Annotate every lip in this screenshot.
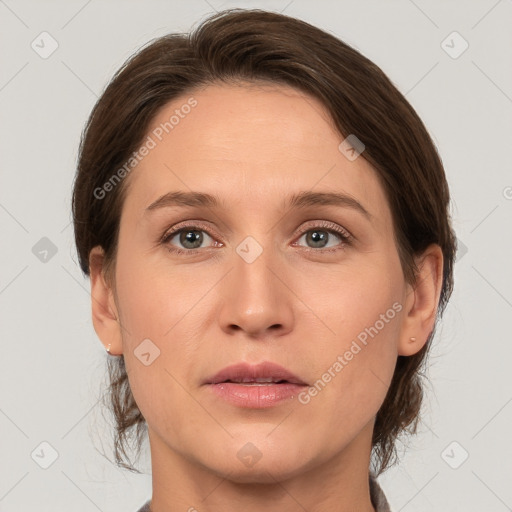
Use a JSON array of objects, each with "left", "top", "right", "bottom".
[
  {"left": 204, "top": 361, "right": 307, "bottom": 386},
  {"left": 203, "top": 361, "right": 308, "bottom": 409}
]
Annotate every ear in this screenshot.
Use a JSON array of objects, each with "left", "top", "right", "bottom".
[
  {"left": 89, "top": 246, "right": 123, "bottom": 355},
  {"left": 398, "top": 244, "right": 444, "bottom": 356}
]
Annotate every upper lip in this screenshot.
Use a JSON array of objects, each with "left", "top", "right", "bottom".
[{"left": 204, "top": 361, "right": 307, "bottom": 385}]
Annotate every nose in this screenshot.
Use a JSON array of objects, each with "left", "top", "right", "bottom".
[{"left": 217, "top": 243, "right": 295, "bottom": 340}]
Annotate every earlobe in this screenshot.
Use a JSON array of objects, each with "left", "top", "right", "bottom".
[
  {"left": 89, "top": 246, "right": 123, "bottom": 355},
  {"left": 398, "top": 244, "right": 444, "bottom": 356}
]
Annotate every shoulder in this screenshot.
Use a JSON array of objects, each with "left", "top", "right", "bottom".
[
  {"left": 135, "top": 500, "right": 151, "bottom": 512},
  {"left": 369, "top": 473, "right": 392, "bottom": 512}
]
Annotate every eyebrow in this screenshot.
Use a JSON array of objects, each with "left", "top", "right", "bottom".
[{"left": 145, "top": 190, "right": 372, "bottom": 221}]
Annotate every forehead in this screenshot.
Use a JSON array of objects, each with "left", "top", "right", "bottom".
[
  {"left": 146, "top": 82, "right": 341, "bottom": 167},
  {"left": 121, "top": 83, "right": 390, "bottom": 225}
]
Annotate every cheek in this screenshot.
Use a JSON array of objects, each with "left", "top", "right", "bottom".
[
  {"left": 295, "top": 257, "right": 403, "bottom": 418},
  {"left": 112, "top": 249, "right": 204, "bottom": 429},
  {"left": 299, "top": 253, "right": 403, "bottom": 350},
  {"left": 114, "top": 248, "right": 186, "bottom": 341}
]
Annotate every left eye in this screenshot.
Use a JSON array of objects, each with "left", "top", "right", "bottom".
[{"left": 295, "top": 229, "right": 345, "bottom": 250}]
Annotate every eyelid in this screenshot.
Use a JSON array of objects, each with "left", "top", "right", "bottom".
[
  {"left": 297, "top": 219, "right": 352, "bottom": 240},
  {"left": 160, "top": 220, "right": 221, "bottom": 244}
]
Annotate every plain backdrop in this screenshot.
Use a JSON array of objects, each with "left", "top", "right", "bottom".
[{"left": 1, "top": 1, "right": 511, "bottom": 511}]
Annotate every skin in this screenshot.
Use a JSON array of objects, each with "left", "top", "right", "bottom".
[{"left": 89, "top": 83, "right": 443, "bottom": 512}]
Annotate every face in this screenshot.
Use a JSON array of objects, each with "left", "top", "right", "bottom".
[{"left": 106, "top": 83, "right": 412, "bottom": 482}]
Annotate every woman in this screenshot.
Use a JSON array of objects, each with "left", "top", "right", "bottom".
[{"left": 72, "top": 8, "right": 456, "bottom": 511}]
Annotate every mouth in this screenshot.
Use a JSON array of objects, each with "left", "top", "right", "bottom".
[
  {"left": 204, "top": 361, "right": 308, "bottom": 386},
  {"left": 220, "top": 378, "right": 294, "bottom": 385},
  {"left": 203, "top": 361, "right": 308, "bottom": 408}
]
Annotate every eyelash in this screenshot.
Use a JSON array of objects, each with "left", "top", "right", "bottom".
[{"left": 160, "top": 220, "right": 353, "bottom": 256}]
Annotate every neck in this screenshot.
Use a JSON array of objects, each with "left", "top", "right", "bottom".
[{"left": 147, "top": 420, "right": 377, "bottom": 512}]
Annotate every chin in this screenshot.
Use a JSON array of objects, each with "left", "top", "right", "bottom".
[
  {"left": 209, "top": 458, "right": 307, "bottom": 485},
  {"left": 198, "top": 436, "right": 314, "bottom": 484}
]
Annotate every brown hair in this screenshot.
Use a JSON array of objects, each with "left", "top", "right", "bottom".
[{"left": 72, "top": 8, "right": 456, "bottom": 475}]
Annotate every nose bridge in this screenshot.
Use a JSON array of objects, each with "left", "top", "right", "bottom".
[{"left": 218, "top": 233, "right": 294, "bottom": 337}]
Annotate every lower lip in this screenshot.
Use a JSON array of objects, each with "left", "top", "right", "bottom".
[{"left": 206, "top": 382, "right": 307, "bottom": 408}]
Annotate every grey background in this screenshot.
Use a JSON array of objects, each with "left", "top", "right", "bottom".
[{"left": 1, "top": 0, "right": 511, "bottom": 511}]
